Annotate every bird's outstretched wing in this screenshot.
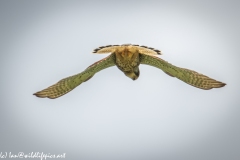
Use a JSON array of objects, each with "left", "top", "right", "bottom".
[
  {"left": 33, "top": 54, "right": 116, "bottom": 99},
  {"left": 140, "top": 54, "right": 226, "bottom": 90}
]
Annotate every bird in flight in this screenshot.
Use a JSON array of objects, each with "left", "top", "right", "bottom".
[{"left": 33, "top": 44, "right": 226, "bottom": 99}]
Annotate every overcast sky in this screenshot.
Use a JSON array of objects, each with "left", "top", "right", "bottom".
[{"left": 0, "top": 0, "right": 240, "bottom": 160}]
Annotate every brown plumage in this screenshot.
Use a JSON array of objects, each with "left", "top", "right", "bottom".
[
  {"left": 33, "top": 44, "right": 226, "bottom": 99},
  {"left": 139, "top": 54, "right": 226, "bottom": 89}
]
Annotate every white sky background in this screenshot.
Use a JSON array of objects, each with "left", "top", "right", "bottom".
[{"left": 0, "top": 0, "right": 239, "bottom": 160}]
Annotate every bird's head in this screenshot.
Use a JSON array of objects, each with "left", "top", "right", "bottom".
[{"left": 124, "top": 67, "right": 140, "bottom": 80}]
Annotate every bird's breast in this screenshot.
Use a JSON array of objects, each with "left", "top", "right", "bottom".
[{"left": 114, "top": 51, "right": 140, "bottom": 72}]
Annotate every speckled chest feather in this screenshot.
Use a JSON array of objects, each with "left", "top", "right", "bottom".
[{"left": 114, "top": 49, "right": 140, "bottom": 72}]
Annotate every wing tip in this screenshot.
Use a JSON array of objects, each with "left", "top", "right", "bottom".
[
  {"left": 33, "top": 91, "right": 46, "bottom": 98},
  {"left": 33, "top": 92, "right": 58, "bottom": 99},
  {"left": 217, "top": 82, "right": 226, "bottom": 88},
  {"left": 202, "top": 81, "right": 226, "bottom": 90}
]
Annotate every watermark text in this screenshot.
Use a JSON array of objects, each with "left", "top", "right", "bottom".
[{"left": 0, "top": 152, "right": 66, "bottom": 160}]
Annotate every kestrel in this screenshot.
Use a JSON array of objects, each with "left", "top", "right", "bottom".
[{"left": 33, "top": 44, "right": 226, "bottom": 99}]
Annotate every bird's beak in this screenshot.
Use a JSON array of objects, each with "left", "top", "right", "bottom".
[{"left": 124, "top": 72, "right": 139, "bottom": 80}]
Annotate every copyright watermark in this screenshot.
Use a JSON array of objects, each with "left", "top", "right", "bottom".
[{"left": 0, "top": 152, "right": 66, "bottom": 160}]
